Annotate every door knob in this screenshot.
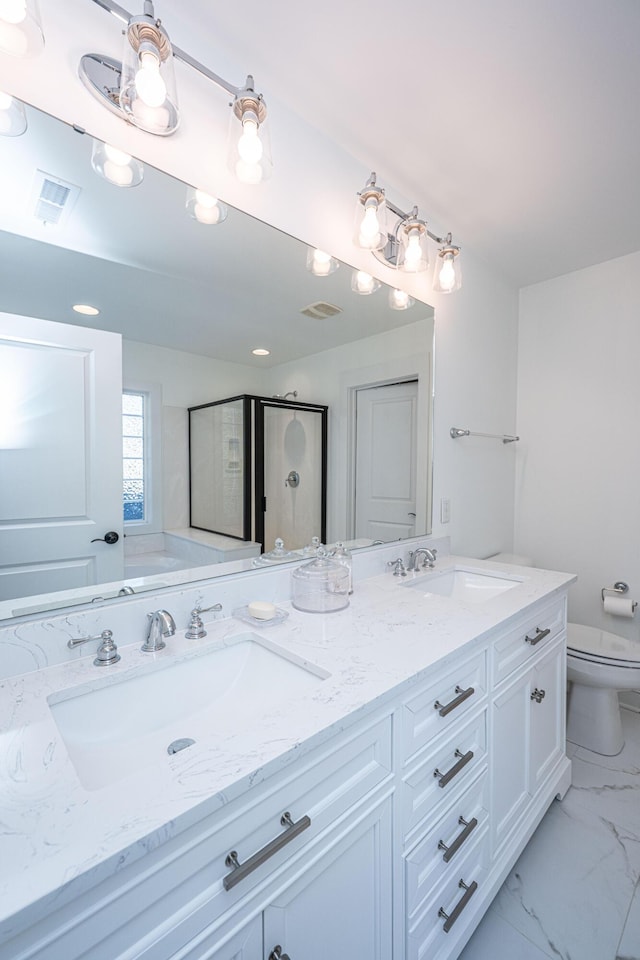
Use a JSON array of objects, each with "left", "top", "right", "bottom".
[
  {"left": 268, "top": 948, "right": 291, "bottom": 960},
  {"left": 91, "top": 531, "right": 120, "bottom": 544},
  {"left": 285, "top": 470, "right": 300, "bottom": 488}
]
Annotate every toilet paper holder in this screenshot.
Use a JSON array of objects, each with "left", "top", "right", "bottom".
[{"left": 601, "top": 581, "right": 630, "bottom": 602}]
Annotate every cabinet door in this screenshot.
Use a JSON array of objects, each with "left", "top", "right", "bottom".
[
  {"left": 263, "top": 795, "right": 393, "bottom": 960},
  {"left": 529, "top": 640, "right": 565, "bottom": 794},
  {"left": 491, "top": 672, "right": 530, "bottom": 857}
]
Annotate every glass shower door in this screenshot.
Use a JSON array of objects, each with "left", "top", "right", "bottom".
[{"left": 259, "top": 402, "right": 326, "bottom": 551}]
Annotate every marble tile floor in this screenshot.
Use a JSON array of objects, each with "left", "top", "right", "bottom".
[{"left": 460, "top": 708, "right": 640, "bottom": 960}]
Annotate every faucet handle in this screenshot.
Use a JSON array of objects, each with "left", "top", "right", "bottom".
[
  {"left": 67, "top": 629, "right": 120, "bottom": 667},
  {"left": 387, "top": 558, "right": 407, "bottom": 577},
  {"left": 185, "top": 603, "right": 223, "bottom": 640}
]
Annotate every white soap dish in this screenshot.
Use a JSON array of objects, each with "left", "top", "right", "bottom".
[{"left": 232, "top": 606, "right": 289, "bottom": 628}]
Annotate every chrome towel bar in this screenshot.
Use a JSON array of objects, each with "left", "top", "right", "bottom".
[{"left": 450, "top": 427, "right": 519, "bottom": 443}]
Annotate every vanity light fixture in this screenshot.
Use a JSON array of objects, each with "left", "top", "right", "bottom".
[
  {"left": 0, "top": 0, "right": 44, "bottom": 58},
  {"left": 432, "top": 233, "right": 462, "bottom": 293},
  {"left": 186, "top": 187, "right": 228, "bottom": 225},
  {"left": 351, "top": 269, "right": 381, "bottom": 296},
  {"left": 91, "top": 138, "right": 144, "bottom": 186},
  {"left": 0, "top": 91, "right": 26, "bottom": 135},
  {"left": 72, "top": 303, "right": 100, "bottom": 316},
  {"left": 80, "top": 1, "right": 272, "bottom": 182},
  {"left": 354, "top": 171, "right": 462, "bottom": 292},
  {"left": 306, "top": 247, "right": 340, "bottom": 277},
  {"left": 388, "top": 288, "right": 415, "bottom": 311}
]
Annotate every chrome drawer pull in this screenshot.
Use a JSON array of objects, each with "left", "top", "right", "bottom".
[
  {"left": 525, "top": 626, "right": 551, "bottom": 646},
  {"left": 434, "top": 685, "right": 475, "bottom": 717},
  {"left": 223, "top": 811, "right": 311, "bottom": 891},
  {"left": 438, "top": 879, "right": 478, "bottom": 933},
  {"left": 434, "top": 749, "right": 474, "bottom": 788},
  {"left": 531, "top": 687, "right": 546, "bottom": 703},
  {"left": 438, "top": 816, "right": 479, "bottom": 863}
]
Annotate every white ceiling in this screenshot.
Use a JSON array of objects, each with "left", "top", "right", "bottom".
[
  {"left": 164, "top": 0, "right": 640, "bottom": 288},
  {"left": 2, "top": 0, "right": 638, "bottom": 359}
]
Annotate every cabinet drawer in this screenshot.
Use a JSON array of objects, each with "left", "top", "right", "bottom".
[
  {"left": 10, "top": 716, "right": 392, "bottom": 960},
  {"left": 492, "top": 595, "right": 566, "bottom": 686},
  {"left": 405, "top": 770, "right": 490, "bottom": 920},
  {"left": 401, "top": 710, "right": 487, "bottom": 839},
  {"left": 407, "top": 828, "right": 490, "bottom": 960},
  {"left": 401, "top": 650, "right": 487, "bottom": 764}
]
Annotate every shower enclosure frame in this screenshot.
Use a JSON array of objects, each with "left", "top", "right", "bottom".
[
  {"left": 188, "top": 394, "right": 328, "bottom": 549},
  {"left": 254, "top": 396, "right": 328, "bottom": 550}
]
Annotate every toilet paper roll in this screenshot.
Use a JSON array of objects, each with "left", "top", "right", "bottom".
[{"left": 603, "top": 595, "right": 636, "bottom": 618}]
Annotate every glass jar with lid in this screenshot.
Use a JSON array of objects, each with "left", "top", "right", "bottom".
[{"left": 291, "top": 550, "right": 350, "bottom": 613}]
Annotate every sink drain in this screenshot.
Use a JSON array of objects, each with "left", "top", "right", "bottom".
[{"left": 167, "top": 737, "right": 196, "bottom": 755}]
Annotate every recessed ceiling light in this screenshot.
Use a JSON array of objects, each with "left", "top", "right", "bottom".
[
  {"left": 252, "top": 348, "right": 270, "bottom": 356},
  {"left": 72, "top": 304, "right": 100, "bottom": 316}
]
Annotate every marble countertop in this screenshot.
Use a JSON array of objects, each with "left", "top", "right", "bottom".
[{"left": 0, "top": 555, "right": 575, "bottom": 935}]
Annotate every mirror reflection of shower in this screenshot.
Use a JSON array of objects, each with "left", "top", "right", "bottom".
[{"left": 272, "top": 390, "right": 298, "bottom": 400}]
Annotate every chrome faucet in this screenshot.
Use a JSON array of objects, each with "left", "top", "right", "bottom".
[
  {"left": 67, "top": 629, "right": 120, "bottom": 666},
  {"left": 142, "top": 609, "right": 176, "bottom": 652},
  {"left": 185, "top": 603, "right": 223, "bottom": 640},
  {"left": 408, "top": 547, "right": 438, "bottom": 571}
]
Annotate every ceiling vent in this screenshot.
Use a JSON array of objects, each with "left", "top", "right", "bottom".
[
  {"left": 31, "top": 170, "right": 81, "bottom": 227},
  {"left": 300, "top": 301, "right": 342, "bottom": 320}
]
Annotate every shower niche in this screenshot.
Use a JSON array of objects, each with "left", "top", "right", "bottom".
[{"left": 189, "top": 395, "right": 328, "bottom": 551}]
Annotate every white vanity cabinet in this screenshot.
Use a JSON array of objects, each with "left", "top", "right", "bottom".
[
  {"left": 1, "top": 580, "right": 572, "bottom": 960},
  {"left": 491, "top": 596, "right": 568, "bottom": 858},
  {"left": 400, "top": 592, "right": 570, "bottom": 960}
]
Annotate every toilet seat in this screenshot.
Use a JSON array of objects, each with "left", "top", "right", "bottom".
[{"left": 567, "top": 623, "right": 640, "bottom": 669}]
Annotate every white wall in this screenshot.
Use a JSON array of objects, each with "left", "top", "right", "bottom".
[
  {"left": 1, "top": 1, "right": 520, "bottom": 562},
  {"left": 516, "top": 249, "right": 640, "bottom": 637}
]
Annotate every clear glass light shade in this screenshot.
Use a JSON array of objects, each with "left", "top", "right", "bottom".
[
  {"left": 186, "top": 187, "right": 228, "bottom": 225},
  {"left": 306, "top": 247, "right": 339, "bottom": 277},
  {"left": 354, "top": 192, "right": 387, "bottom": 251},
  {"left": 397, "top": 221, "right": 428, "bottom": 273},
  {"left": 119, "top": 18, "right": 179, "bottom": 135},
  {"left": 0, "top": 92, "right": 26, "bottom": 136},
  {"left": 228, "top": 101, "right": 273, "bottom": 185},
  {"left": 0, "top": 0, "right": 44, "bottom": 57},
  {"left": 388, "top": 287, "right": 415, "bottom": 311},
  {"left": 433, "top": 245, "right": 462, "bottom": 293},
  {"left": 91, "top": 140, "right": 144, "bottom": 188},
  {"left": 351, "top": 270, "right": 381, "bottom": 295}
]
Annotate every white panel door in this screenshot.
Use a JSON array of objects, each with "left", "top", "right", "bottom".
[
  {"left": 355, "top": 380, "right": 418, "bottom": 541},
  {"left": 0, "top": 313, "right": 123, "bottom": 602}
]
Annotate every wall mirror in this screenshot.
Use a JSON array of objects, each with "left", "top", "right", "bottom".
[{"left": 0, "top": 102, "right": 435, "bottom": 621}]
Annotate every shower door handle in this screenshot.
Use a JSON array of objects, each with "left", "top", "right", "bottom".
[{"left": 285, "top": 471, "right": 300, "bottom": 488}]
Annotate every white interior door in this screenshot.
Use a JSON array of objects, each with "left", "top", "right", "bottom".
[
  {"left": 0, "top": 313, "right": 123, "bottom": 603},
  {"left": 354, "top": 380, "right": 418, "bottom": 541}
]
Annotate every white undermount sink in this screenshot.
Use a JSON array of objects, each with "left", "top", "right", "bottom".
[
  {"left": 48, "top": 635, "right": 329, "bottom": 791},
  {"left": 403, "top": 566, "right": 522, "bottom": 603}
]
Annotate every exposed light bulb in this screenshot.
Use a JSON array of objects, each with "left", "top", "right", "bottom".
[
  {"left": 94, "top": 142, "right": 143, "bottom": 187},
  {"left": 104, "top": 143, "right": 133, "bottom": 167},
  {"left": 235, "top": 158, "right": 263, "bottom": 184},
  {"left": 390, "top": 288, "right": 413, "bottom": 310},
  {"left": 351, "top": 270, "right": 381, "bottom": 295},
  {"left": 135, "top": 46, "right": 167, "bottom": 108},
  {"left": 193, "top": 190, "right": 224, "bottom": 225},
  {"left": 438, "top": 253, "right": 456, "bottom": 292},
  {"left": 404, "top": 229, "right": 423, "bottom": 268},
  {"left": 238, "top": 116, "right": 263, "bottom": 164},
  {"left": 312, "top": 250, "right": 332, "bottom": 276},
  {"left": 0, "top": 0, "right": 26, "bottom": 24},
  {"left": 0, "top": 90, "right": 26, "bottom": 135},
  {"left": 358, "top": 199, "right": 381, "bottom": 248}
]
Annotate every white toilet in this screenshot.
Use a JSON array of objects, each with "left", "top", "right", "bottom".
[{"left": 566, "top": 623, "right": 640, "bottom": 755}]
